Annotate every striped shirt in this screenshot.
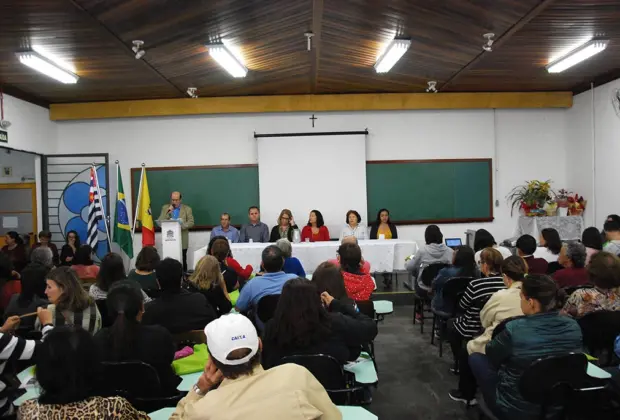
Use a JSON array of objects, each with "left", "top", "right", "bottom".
[
  {"left": 35, "top": 302, "right": 102, "bottom": 335},
  {"left": 454, "top": 276, "right": 505, "bottom": 338}
]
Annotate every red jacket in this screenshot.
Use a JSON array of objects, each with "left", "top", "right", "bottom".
[
  {"left": 226, "top": 257, "right": 253, "bottom": 280},
  {"left": 300, "top": 226, "right": 331, "bottom": 242},
  {"left": 342, "top": 271, "right": 375, "bottom": 301},
  {"left": 553, "top": 267, "right": 590, "bottom": 288}
]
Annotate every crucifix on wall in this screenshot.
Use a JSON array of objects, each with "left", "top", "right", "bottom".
[{"left": 309, "top": 114, "right": 317, "bottom": 128}]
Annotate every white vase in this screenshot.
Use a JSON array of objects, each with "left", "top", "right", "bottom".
[{"left": 558, "top": 207, "right": 568, "bottom": 217}]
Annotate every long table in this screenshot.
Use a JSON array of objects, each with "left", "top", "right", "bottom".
[{"left": 194, "top": 239, "right": 418, "bottom": 274}]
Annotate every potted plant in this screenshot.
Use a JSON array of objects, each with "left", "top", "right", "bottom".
[
  {"left": 507, "top": 180, "right": 553, "bottom": 217},
  {"left": 556, "top": 189, "right": 572, "bottom": 216},
  {"left": 543, "top": 199, "right": 558, "bottom": 216}
]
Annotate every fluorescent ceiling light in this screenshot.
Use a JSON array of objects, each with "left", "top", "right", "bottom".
[
  {"left": 16, "top": 51, "right": 79, "bottom": 84},
  {"left": 546, "top": 38, "right": 609, "bottom": 73},
  {"left": 208, "top": 43, "right": 247, "bottom": 78},
  {"left": 374, "top": 39, "right": 411, "bottom": 73}
]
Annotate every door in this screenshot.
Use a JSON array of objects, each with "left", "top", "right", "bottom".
[{"left": 0, "top": 183, "right": 37, "bottom": 247}]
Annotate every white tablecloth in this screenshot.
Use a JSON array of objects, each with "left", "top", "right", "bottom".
[
  {"left": 194, "top": 239, "right": 418, "bottom": 274},
  {"left": 514, "top": 216, "right": 584, "bottom": 241}
]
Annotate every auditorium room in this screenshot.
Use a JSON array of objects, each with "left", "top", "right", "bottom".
[{"left": 1, "top": 0, "right": 620, "bottom": 419}]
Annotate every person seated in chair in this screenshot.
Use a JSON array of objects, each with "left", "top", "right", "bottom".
[
  {"left": 405, "top": 225, "right": 454, "bottom": 295},
  {"left": 516, "top": 235, "right": 548, "bottom": 275},
  {"left": 553, "top": 243, "right": 589, "bottom": 288},
  {"left": 128, "top": 246, "right": 160, "bottom": 291},
  {"left": 562, "top": 251, "right": 620, "bottom": 318},
  {"left": 171, "top": 314, "right": 341, "bottom": 420},
  {"left": 582, "top": 226, "right": 603, "bottom": 266},
  {"left": 276, "top": 238, "right": 306, "bottom": 278},
  {"left": 261, "top": 278, "right": 377, "bottom": 369},
  {"left": 533, "top": 228, "right": 562, "bottom": 263},
  {"left": 431, "top": 246, "right": 478, "bottom": 313},
  {"left": 189, "top": 256, "right": 232, "bottom": 317},
  {"left": 327, "top": 236, "right": 371, "bottom": 274},
  {"left": 142, "top": 258, "right": 216, "bottom": 334},
  {"left": 207, "top": 235, "right": 253, "bottom": 282},
  {"left": 468, "top": 275, "right": 582, "bottom": 420},
  {"left": 473, "top": 229, "right": 512, "bottom": 264},
  {"left": 70, "top": 245, "right": 100, "bottom": 280},
  {"left": 311, "top": 261, "right": 356, "bottom": 309},
  {"left": 4, "top": 263, "right": 48, "bottom": 331},
  {"left": 31, "top": 230, "right": 60, "bottom": 267},
  {"left": 94, "top": 281, "right": 181, "bottom": 395},
  {"left": 338, "top": 242, "right": 375, "bottom": 301},
  {"left": 210, "top": 238, "right": 242, "bottom": 293},
  {"left": 603, "top": 220, "right": 620, "bottom": 255},
  {"left": 90, "top": 253, "right": 151, "bottom": 303}
]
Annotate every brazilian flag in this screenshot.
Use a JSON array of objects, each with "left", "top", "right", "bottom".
[{"left": 113, "top": 164, "right": 134, "bottom": 258}]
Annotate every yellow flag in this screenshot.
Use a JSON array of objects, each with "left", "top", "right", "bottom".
[{"left": 137, "top": 170, "right": 154, "bottom": 246}]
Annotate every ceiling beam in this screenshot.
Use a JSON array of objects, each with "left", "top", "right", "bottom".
[
  {"left": 440, "top": 0, "right": 557, "bottom": 91},
  {"left": 67, "top": 0, "right": 185, "bottom": 96},
  {"left": 49, "top": 91, "right": 573, "bottom": 120},
  {"left": 309, "top": 0, "right": 324, "bottom": 93}
]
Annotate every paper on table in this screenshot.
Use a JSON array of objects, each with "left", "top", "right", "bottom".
[{"left": 2, "top": 216, "right": 18, "bottom": 229}]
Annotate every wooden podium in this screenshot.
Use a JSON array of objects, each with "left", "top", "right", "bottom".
[{"left": 159, "top": 219, "right": 183, "bottom": 263}]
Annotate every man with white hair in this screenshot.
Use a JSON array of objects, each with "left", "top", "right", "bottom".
[{"left": 171, "top": 314, "right": 341, "bottom": 419}]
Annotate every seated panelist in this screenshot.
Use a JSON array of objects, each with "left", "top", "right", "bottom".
[
  {"left": 340, "top": 210, "right": 367, "bottom": 241},
  {"left": 301, "top": 210, "right": 330, "bottom": 242},
  {"left": 269, "top": 209, "right": 299, "bottom": 242}
]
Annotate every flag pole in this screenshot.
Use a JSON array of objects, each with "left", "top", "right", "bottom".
[
  {"left": 93, "top": 164, "right": 112, "bottom": 249},
  {"left": 131, "top": 164, "right": 145, "bottom": 243}
]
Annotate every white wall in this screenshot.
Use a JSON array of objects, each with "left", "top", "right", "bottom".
[
  {"left": 55, "top": 108, "right": 569, "bottom": 267},
  {"left": 2, "top": 94, "right": 57, "bottom": 155},
  {"left": 567, "top": 78, "right": 620, "bottom": 229}
]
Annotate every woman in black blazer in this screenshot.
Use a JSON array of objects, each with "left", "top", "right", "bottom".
[
  {"left": 269, "top": 209, "right": 299, "bottom": 242},
  {"left": 369, "top": 208, "right": 398, "bottom": 239}
]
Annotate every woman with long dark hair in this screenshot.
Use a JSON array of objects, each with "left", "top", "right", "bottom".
[
  {"left": 90, "top": 253, "right": 150, "bottom": 303},
  {"left": 4, "top": 263, "right": 48, "bottom": 330},
  {"left": 1, "top": 231, "right": 27, "bottom": 273},
  {"left": 473, "top": 229, "right": 512, "bottom": 264},
  {"left": 431, "top": 246, "right": 478, "bottom": 312},
  {"left": 94, "top": 281, "right": 180, "bottom": 395},
  {"left": 534, "top": 228, "right": 562, "bottom": 263},
  {"left": 261, "top": 278, "right": 377, "bottom": 369},
  {"left": 19, "top": 325, "right": 149, "bottom": 418},
  {"left": 582, "top": 226, "right": 603, "bottom": 265},
  {"left": 60, "top": 230, "right": 80, "bottom": 266},
  {"left": 338, "top": 242, "right": 375, "bottom": 301},
  {"left": 301, "top": 210, "right": 330, "bottom": 242},
  {"left": 369, "top": 208, "right": 398, "bottom": 240},
  {"left": 207, "top": 235, "right": 253, "bottom": 281},
  {"left": 311, "top": 261, "right": 353, "bottom": 305},
  {"left": 71, "top": 245, "right": 99, "bottom": 280}
]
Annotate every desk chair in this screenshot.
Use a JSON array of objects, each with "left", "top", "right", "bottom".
[
  {"left": 101, "top": 361, "right": 184, "bottom": 413},
  {"left": 430, "top": 276, "right": 473, "bottom": 357},
  {"left": 280, "top": 354, "right": 363, "bottom": 406},
  {"left": 413, "top": 263, "right": 449, "bottom": 332},
  {"left": 257, "top": 294, "right": 280, "bottom": 325},
  {"left": 354, "top": 300, "right": 378, "bottom": 371},
  {"left": 579, "top": 311, "right": 620, "bottom": 367}
]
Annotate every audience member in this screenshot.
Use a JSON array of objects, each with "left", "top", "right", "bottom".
[
  {"left": 189, "top": 255, "right": 232, "bottom": 317},
  {"left": 128, "top": 246, "right": 160, "bottom": 290},
  {"left": 448, "top": 247, "right": 505, "bottom": 405},
  {"left": 553, "top": 243, "right": 589, "bottom": 288},
  {"left": 328, "top": 236, "right": 371, "bottom": 274},
  {"left": 516, "top": 234, "right": 548, "bottom": 274},
  {"left": 338, "top": 242, "right": 375, "bottom": 301},
  {"left": 469, "top": 275, "right": 582, "bottom": 420},
  {"left": 207, "top": 235, "right": 253, "bottom": 281},
  {"left": 562, "top": 251, "right": 620, "bottom": 318},
  {"left": 94, "top": 281, "right": 181, "bottom": 395},
  {"left": 473, "top": 229, "right": 512, "bottom": 264},
  {"left": 19, "top": 325, "right": 149, "bottom": 419},
  {"left": 142, "top": 258, "right": 216, "bottom": 334},
  {"left": 534, "top": 228, "right": 562, "bottom": 263},
  {"left": 0, "top": 253, "right": 20, "bottom": 310},
  {"left": 71, "top": 245, "right": 100, "bottom": 280},
  {"left": 301, "top": 210, "right": 330, "bottom": 242},
  {"left": 276, "top": 238, "right": 306, "bottom": 277},
  {"left": 340, "top": 209, "right": 367, "bottom": 240},
  {"left": 210, "top": 212, "right": 240, "bottom": 243},
  {"left": 36, "top": 266, "right": 102, "bottom": 334},
  {"left": 269, "top": 209, "right": 299, "bottom": 242},
  {"left": 0, "top": 307, "right": 52, "bottom": 416},
  {"left": 59, "top": 230, "right": 80, "bottom": 266},
  {"left": 171, "top": 314, "right": 341, "bottom": 419},
  {"left": 90, "top": 253, "right": 151, "bottom": 303},
  {"left": 5, "top": 263, "right": 48, "bottom": 330},
  {"left": 211, "top": 238, "right": 241, "bottom": 292},
  {"left": 1, "top": 231, "right": 27, "bottom": 273},
  {"left": 603, "top": 220, "right": 620, "bottom": 255},
  {"left": 31, "top": 230, "right": 60, "bottom": 266},
  {"left": 582, "top": 226, "right": 603, "bottom": 266},
  {"left": 311, "top": 261, "right": 355, "bottom": 308},
  {"left": 406, "top": 225, "right": 454, "bottom": 293},
  {"left": 239, "top": 206, "right": 269, "bottom": 243},
  {"left": 370, "top": 208, "right": 398, "bottom": 240},
  {"left": 235, "top": 246, "right": 297, "bottom": 323},
  {"left": 262, "top": 278, "right": 377, "bottom": 369},
  {"left": 432, "top": 246, "right": 478, "bottom": 313},
  {"left": 29, "top": 246, "right": 54, "bottom": 270}
]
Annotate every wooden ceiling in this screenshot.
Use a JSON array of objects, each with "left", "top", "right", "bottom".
[{"left": 1, "top": 0, "right": 618, "bottom": 106}]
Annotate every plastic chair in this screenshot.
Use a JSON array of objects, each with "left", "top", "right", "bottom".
[
  {"left": 430, "top": 276, "right": 473, "bottom": 357},
  {"left": 491, "top": 315, "right": 525, "bottom": 339},
  {"left": 413, "top": 263, "right": 449, "bottom": 332},
  {"left": 100, "top": 361, "right": 184, "bottom": 412},
  {"left": 280, "top": 354, "right": 363, "bottom": 405},
  {"left": 578, "top": 310, "right": 620, "bottom": 366},
  {"left": 257, "top": 294, "right": 280, "bottom": 325},
  {"left": 353, "top": 300, "right": 378, "bottom": 371}
]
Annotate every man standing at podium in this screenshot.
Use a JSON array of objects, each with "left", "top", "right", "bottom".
[{"left": 158, "top": 191, "right": 194, "bottom": 271}]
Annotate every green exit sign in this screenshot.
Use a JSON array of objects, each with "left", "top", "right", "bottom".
[{"left": 0, "top": 130, "right": 6, "bottom": 143}]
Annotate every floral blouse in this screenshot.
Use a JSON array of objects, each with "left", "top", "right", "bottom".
[{"left": 561, "top": 286, "right": 620, "bottom": 319}]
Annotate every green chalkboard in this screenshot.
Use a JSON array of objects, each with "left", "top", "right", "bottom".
[
  {"left": 131, "top": 165, "right": 259, "bottom": 228},
  {"left": 366, "top": 159, "right": 493, "bottom": 224}
]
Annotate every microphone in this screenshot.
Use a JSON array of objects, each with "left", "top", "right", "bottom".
[{"left": 167, "top": 205, "right": 174, "bottom": 214}]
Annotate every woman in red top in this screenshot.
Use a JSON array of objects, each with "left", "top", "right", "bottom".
[
  {"left": 207, "top": 235, "right": 253, "bottom": 281},
  {"left": 301, "top": 210, "right": 330, "bottom": 242},
  {"left": 338, "top": 242, "right": 375, "bottom": 301}
]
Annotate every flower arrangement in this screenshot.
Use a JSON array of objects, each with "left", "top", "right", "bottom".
[
  {"left": 507, "top": 180, "right": 554, "bottom": 216},
  {"left": 555, "top": 189, "right": 572, "bottom": 208},
  {"left": 568, "top": 194, "right": 587, "bottom": 216}
]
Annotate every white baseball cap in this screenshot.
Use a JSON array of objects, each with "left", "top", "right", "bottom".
[{"left": 205, "top": 314, "right": 259, "bottom": 366}]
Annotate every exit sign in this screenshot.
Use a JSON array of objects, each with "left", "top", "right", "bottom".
[{"left": 0, "top": 130, "right": 6, "bottom": 143}]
